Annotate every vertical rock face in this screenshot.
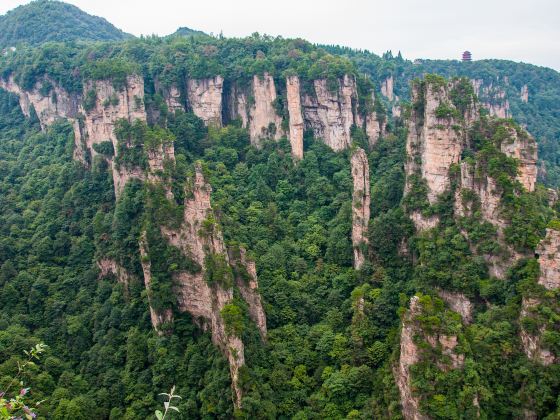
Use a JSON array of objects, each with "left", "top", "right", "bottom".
[
  {"left": 351, "top": 148, "right": 371, "bottom": 269},
  {"left": 302, "top": 75, "right": 356, "bottom": 151},
  {"left": 248, "top": 73, "right": 284, "bottom": 146},
  {"left": 97, "top": 258, "right": 133, "bottom": 294},
  {"left": 381, "top": 75, "right": 394, "bottom": 101},
  {"left": 405, "top": 79, "right": 478, "bottom": 231},
  {"left": 80, "top": 75, "right": 148, "bottom": 197},
  {"left": 0, "top": 76, "right": 79, "bottom": 128},
  {"left": 156, "top": 164, "right": 268, "bottom": 408},
  {"left": 187, "top": 76, "right": 224, "bottom": 126},
  {"left": 519, "top": 228, "right": 560, "bottom": 364},
  {"left": 499, "top": 127, "right": 537, "bottom": 192},
  {"left": 396, "top": 296, "right": 467, "bottom": 420},
  {"left": 286, "top": 75, "right": 304, "bottom": 160},
  {"left": 520, "top": 84, "right": 529, "bottom": 103},
  {"left": 406, "top": 80, "right": 476, "bottom": 205},
  {"left": 536, "top": 229, "right": 560, "bottom": 290},
  {"left": 139, "top": 236, "right": 174, "bottom": 332},
  {"left": 437, "top": 290, "right": 473, "bottom": 324},
  {"left": 228, "top": 247, "right": 268, "bottom": 340},
  {"left": 396, "top": 296, "right": 429, "bottom": 420}
]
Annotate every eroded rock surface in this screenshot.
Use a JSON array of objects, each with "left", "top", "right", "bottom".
[
  {"left": 302, "top": 75, "right": 356, "bottom": 151},
  {"left": 249, "top": 73, "right": 283, "bottom": 146},
  {"left": 286, "top": 75, "right": 304, "bottom": 160},
  {"left": 351, "top": 148, "right": 371, "bottom": 269},
  {"left": 187, "top": 76, "right": 223, "bottom": 126}
]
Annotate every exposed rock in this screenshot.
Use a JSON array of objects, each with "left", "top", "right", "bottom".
[
  {"left": 437, "top": 289, "right": 473, "bottom": 324},
  {"left": 381, "top": 75, "right": 394, "bottom": 101},
  {"left": 397, "top": 296, "right": 468, "bottom": 420},
  {"left": 157, "top": 164, "right": 251, "bottom": 408},
  {"left": 471, "top": 79, "right": 510, "bottom": 118},
  {"left": 405, "top": 78, "right": 477, "bottom": 230},
  {"left": 228, "top": 247, "right": 268, "bottom": 340},
  {"left": 139, "top": 235, "right": 174, "bottom": 333},
  {"left": 410, "top": 211, "right": 439, "bottom": 231},
  {"left": 520, "top": 84, "right": 529, "bottom": 103},
  {"left": 392, "top": 104, "right": 402, "bottom": 118},
  {"left": 286, "top": 75, "right": 304, "bottom": 160},
  {"left": 396, "top": 296, "right": 429, "bottom": 420},
  {"left": 0, "top": 75, "right": 79, "bottom": 128},
  {"left": 520, "top": 297, "right": 556, "bottom": 365},
  {"left": 302, "top": 75, "right": 356, "bottom": 151},
  {"left": 79, "top": 75, "right": 148, "bottom": 197},
  {"left": 97, "top": 258, "right": 133, "bottom": 294},
  {"left": 499, "top": 127, "right": 537, "bottom": 192},
  {"left": 248, "top": 73, "right": 283, "bottom": 146},
  {"left": 547, "top": 188, "right": 558, "bottom": 207},
  {"left": 187, "top": 76, "right": 223, "bottom": 126},
  {"left": 536, "top": 228, "right": 560, "bottom": 290},
  {"left": 226, "top": 83, "right": 249, "bottom": 128},
  {"left": 351, "top": 148, "right": 371, "bottom": 269}
]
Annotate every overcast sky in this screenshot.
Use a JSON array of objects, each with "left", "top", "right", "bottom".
[{"left": 2, "top": 0, "right": 559, "bottom": 71}]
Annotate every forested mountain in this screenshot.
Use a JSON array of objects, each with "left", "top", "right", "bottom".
[
  {"left": 0, "top": 3, "right": 559, "bottom": 419},
  {"left": 0, "top": 0, "right": 131, "bottom": 48}
]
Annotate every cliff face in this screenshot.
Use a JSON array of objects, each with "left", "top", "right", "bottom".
[
  {"left": 499, "top": 127, "right": 537, "bottom": 192},
  {"left": 248, "top": 73, "right": 284, "bottom": 146},
  {"left": 405, "top": 78, "right": 477, "bottom": 231},
  {"left": 381, "top": 75, "right": 394, "bottom": 101},
  {"left": 520, "top": 85, "right": 529, "bottom": 103},
  {"left": 351, "top": 148, "right": 371, "bottom": 269},
  {"left": 302, "top": 75, "right": 356, "bottom": 151},
  {"left": 520, "top": 229, "right": 560, "bottom": 365},
  {"left": 187, "top": 76, "right": 224, "bottom": 126},
  {"left": 471, "top": 79, "right": 510, "bottom": 118},
  {"left": 0, "top": 75, "right": 79, "bottom": 128},
  {"left": 79, "top": 75, "right": 148, "bottom": 196},
  {"left": 396, "top": 296, "right": 467, "bottom": 420},
  {"left": 286, "top": 75, "right": 304, "bottom": 160}
]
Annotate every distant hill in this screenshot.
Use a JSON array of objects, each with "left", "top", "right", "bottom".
[
  {"left": 169, "top": 26, "right": 207, "bottom": 38},
  {"left": 0, "top": 0, "right": 131, "bottom": 48}
]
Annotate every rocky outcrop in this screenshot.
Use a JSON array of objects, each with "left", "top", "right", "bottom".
[
  {"left": 520, "top": 298, "right": 556, "bottom": 365},
  {"left": 396, "top": 296, "right": 467, "bottom": 420},
  {"left": 473, "top": 81, "right": 510, "bottom": 118},
  {"left": 248, "top": 73, "right": 283, "bottom": 146},
  {"left": 78, "top": 75, "right": 148, "bottom": 196},
  {"left": 302, "top": 75, "right": 356, "bottom": 151},
  {"left": 381, "top": 75, "right": 394, "bottom": 101},
  {"left": 536, "top": 228, "right": 560, "bottom": 290},
  {"left": 286, "top": 75, "right": 304, "bottom": 160},
  {"left": 396, "top": 297, "right": 427, "bottom": 420},
  {"left": 228, "top": 247, "right": 267, "bottom": 340},
  {"left": 437, "top": 290, "right": 473, "bottom": 324},
  {"left": 155, "top": 164, "right": 268, "bottom": 408},
  {"left": 520, "top": 84, "right": 529, "bottom": 103},
  {"left": 0, "top": 75, "right": 79, "bottom": 128},
  {"left": 351, "top": 148, "right": 370, "bottom": 269},
  {"left": 139, "top": 235, "right": 174, "bottom": 333},
  {"left": 97, "top": 258, "right": 134, "bottom": 295},
  {"left": 405, "top": 78, "right": 477, "bottom": 230},
  {"left": 499, "top": 127, "right": 537, "bottom": 192},
  {"left": 187, "top": 76, "right": 223, "bottom": 126}
]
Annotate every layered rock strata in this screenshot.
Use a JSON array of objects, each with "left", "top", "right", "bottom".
[{"left": 248, "top": 73, "right": 284, "bottom": 146}]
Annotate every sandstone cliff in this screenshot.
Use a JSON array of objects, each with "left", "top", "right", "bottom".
[
  {"left": 520, "top": 228, "right": 560, "bottom": 365},
  {"left": 520, "top": 84, "right": 529, "bottom": 103},
  {"left": 351, "top": 148, "right": 371, "bottom": 269},
  {"left": 499, "top": 126, "right": 537, "bottom": 192},
  {"left": 396, "top": 295, "right": 467, "bottom": 420},
  {"left": 286, "top": 75, "right": 304, "bottom": 160},
  {"left": 381, "top": 75, "right": 394, "bottom": 101},
  {"left": 405, "top": 78, "right": 477, "bottom": 230},
  {"left": 0, "top": 75, "right": 79, "bottom": 128},
  {"left": 248, "top": 73, "right": 284, "bottom": 146},
  {"left": 187, "top": 76, "right": 224, "bottom": 126},
  {"left": 302, "top": 75, "right": 356, "bottom": 151}
]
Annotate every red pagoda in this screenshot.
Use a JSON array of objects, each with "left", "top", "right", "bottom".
[{"left": 462, "top": 51, "right": 472, "bottom": 62}]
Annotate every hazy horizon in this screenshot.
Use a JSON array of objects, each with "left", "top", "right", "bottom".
[{"left": 1, "top": 0, "right": 559, "bottom": 71}]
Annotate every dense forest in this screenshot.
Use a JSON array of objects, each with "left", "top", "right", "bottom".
[{"left": 0, "top": 2, "right": 559, "bottom": 419}]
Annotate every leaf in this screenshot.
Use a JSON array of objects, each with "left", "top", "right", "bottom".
[
  {"left": 164, "top": 401, "right": 169, "bottom": 410},
  {"left": 169, "top": 406, "right": 180, "bottom": 412},
  {"left": 155, "top": 409, "right": 163, "bottom": 420}
]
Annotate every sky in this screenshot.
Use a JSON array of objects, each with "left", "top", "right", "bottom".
[{"left": 1, "top": 0, "right": 559, "bottom": 71}]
